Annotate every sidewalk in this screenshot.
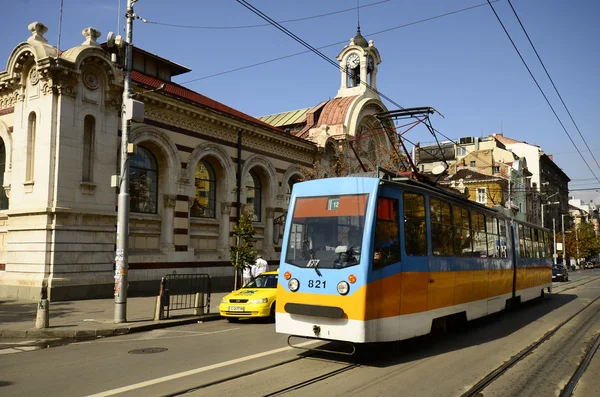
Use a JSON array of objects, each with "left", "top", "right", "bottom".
[{"left": 0, "top": 292, "right": 227, "bottom": 340}]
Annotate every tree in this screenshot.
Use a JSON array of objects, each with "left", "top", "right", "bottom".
[
  {"left": 561, "top": 223, "right": 600, "bottom": 263},
  {"left": 229, "top": 208, "right": 257, "bottom": 290}
]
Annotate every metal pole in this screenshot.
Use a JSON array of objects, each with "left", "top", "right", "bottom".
[
  {"left": 552, "top": 218, "right": 557, "bottom": 265},
  {"left": 114, "top": 0, "right": 134, "bottom": 323},
  {"left": 561, "top": 214, "right": 566, "bottom": 268},
  {"left": 541, "top": 204, "right": 545, "bottom": 228},
  {"left": 575, "top": 225, "right": 580, "bottom": 266}
]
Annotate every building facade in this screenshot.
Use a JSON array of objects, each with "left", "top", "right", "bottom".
[{"left": 0, "top": 23, "right": 317, "bottom": 300}]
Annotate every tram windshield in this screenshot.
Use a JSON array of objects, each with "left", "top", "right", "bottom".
[{"left": 285, "top": 194, "right": 368, "bottom": 269}]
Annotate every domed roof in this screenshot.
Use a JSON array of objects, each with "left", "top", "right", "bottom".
[{"left": 353, "top": 26, "right": 369, "bottom": 48}]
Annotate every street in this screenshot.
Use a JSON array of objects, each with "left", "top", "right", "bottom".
[{"left": 1, "top": 269, "right": 600, "bottom": 397}]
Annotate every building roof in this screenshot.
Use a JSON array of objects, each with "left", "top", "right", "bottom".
[
  {"left": 439, "top": 168, "right": 505, "bottom": 183},
  {"left": 258, "top": 108, "right": 312, "bottom": 128},
  {"left": 316, "top": 96, "right": 358, "bottom": 127},
  {"left": 132, "top": 70, "right": 314, "bottom": 145}
]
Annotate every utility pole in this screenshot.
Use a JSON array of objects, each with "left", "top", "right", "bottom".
[
  {"left": 561, "top": 213, "right": 566, "bottom": 268},
  {"left": 114, "top": 0, "right": 135, "bottom": 323},
  {"left": 552, "top": 218, "right": 557, "bottom": 265},
  {"left": 575, "top": 224, "right": 580, "bottom": 267}
]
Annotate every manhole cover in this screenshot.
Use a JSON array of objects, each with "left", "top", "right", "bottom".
[{"left": 128, "top": 347, "right": 168, "bottom": 354}]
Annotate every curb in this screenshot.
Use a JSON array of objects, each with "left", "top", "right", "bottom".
[{"left": 0, "top": 313, "right": 223, "bottom": 339}]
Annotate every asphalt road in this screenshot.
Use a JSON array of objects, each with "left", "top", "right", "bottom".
[{"left": 1, "top": 269, "right": 599, "bottom": 397}]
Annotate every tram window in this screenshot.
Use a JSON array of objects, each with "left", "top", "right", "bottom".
[
  {"left": 373, "top": 197, "right": 401, "bottom": 270},
  {"left": 430, "top": 198, "right": 454, "bottom": 256},
  {"left": 498, "top": 219, "right": 508, "bottom": 258},
  {"left": 453, "top": 205, "right": 472, "bottom": 257},
  {"left": 518, "top": 224, "right": 525, "bottom": 258},
  {"left": 543, "top": 231, "right": 550, "bottom": 258},
  {"left": 525, "top": 226, "right": 533, "bottom": 258},
  {"left": 532, "top": 229, "right": 540, "bottom": 258},
  {"left": 486, "top": 217, "right": 498, "bottom": 258},
  {"left": 403, "top": 192, "right": 427, "bottom": 256},
  {"left": 472, "top": 211, "right": 487, "bottom": 257}
]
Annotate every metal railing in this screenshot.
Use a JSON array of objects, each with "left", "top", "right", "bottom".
[{"left": 156, "top": 273, "right": 211, "bottom": 320}]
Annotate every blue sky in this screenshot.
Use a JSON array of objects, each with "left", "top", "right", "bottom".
[{"left": 2, "top": 0, "right": 599, "bottom": 201}]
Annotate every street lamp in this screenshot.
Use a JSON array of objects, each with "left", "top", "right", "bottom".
[{"left": 541, "top": 201, "right": 560, "bottom": 229}]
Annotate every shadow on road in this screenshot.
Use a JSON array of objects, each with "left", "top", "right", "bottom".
[{"left": 308, "top": 293, "right": 578, "bottom": 367}]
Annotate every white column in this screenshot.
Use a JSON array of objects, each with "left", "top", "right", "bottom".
[
  {"left": 265, "top": 207, "right": 275, "bottom": 256},
  {"left": 219, "top": 201, "right": 232, "bottom": 253},
  {"left": 161, "top": 194, "right": 175, "bottom": 251}
]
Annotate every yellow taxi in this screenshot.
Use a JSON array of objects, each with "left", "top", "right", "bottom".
[{"left": 219, "top": 271, "right": 278, "bottom": 322}]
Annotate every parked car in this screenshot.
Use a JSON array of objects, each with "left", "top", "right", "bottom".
[
  {"left": 552, "top": 264, "right": 569, "bottom": 282},
  {"left": 219, "top": 271, "right": 278, "bottom": 323},
  {"left": 584, "top": 262, "right": 595, "bottom": 269}
]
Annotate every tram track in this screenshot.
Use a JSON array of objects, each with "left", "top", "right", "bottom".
[
  {"left": 168, "top": 275, "right": 600, "bottom": 397},
  {"left": 461, "top": 290, "right": 600, "bottom": 397},
  {"left": 559, "top": 333, "right": 600, "bottom": 397}
]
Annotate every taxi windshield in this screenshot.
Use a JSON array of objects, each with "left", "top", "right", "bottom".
[
  {"left": 285, "top": 194, "right": 368, "bottom": 269},
  {"left": 244, "top": 273, "right": 278, "bottom": 288}
]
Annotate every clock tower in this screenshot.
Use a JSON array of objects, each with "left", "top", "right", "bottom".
[{"left": 336, "top": 26, "right": 381, "bottom": 98}]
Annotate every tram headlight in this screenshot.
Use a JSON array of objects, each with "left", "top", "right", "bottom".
[
  {"left": 288, "top": 278, "right": 300, "bottom": 292},
  {"left": 337, "top": 281, "right": 350, "bottom": 295}
]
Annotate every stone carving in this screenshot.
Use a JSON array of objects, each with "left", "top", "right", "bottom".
[
  {"left": 163, "top": 194, "right": 176, "bottom": 208},
  {"left": 82, "top": 27, "right": 101, "bottom": 47},
  {"left": 28, "top": 22, "right": 48, "bottom": 42},
  {"left": 83, "top": 71, "right": 99, "bottom": 90},
  {"left": 29, "top": 68, "right": 39, "bottom": 85},
  {"left": 220, "top": 202, "right": 232, "bottom": 215}
]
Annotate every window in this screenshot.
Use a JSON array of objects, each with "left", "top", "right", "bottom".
[
  {"left": 492, "top": 166, "right": 500, "bottom": 174},
  {"left": 453, "top": 205, "right": 473, "bottom": 256},
  {"left": 403, "top": 192, "right": 427, "bottom": 256},
  {"left": 472, "top": 211, "right": 487, "bottom": 257},
  {"left": 0, "top": 140, "right": 7, "bottom": 210},
  {"left": 191, "top": 160, "right": 216, "bottom": 218},
  {"left": 26, "top": 112, "right": 36, "bottom": 181},
  {"left": 430, "top": 198, "right": 454, "bottom": 256},
  {"left": 373, "top": 197, "right": 401, "bottom": 269},
  {"left": 82, "top": 115, "right": 95, "bottom": 182},
  {"left": 286, "top": 178, "right": 299, "bottom": 205},
  {"left": 518, "top": 224, "right": 526, "bottom": 258},
  {"left": 246, "top": 171, "right": 261, "bottom": 222},
  {"left": 486, "top": 216, "right": 499, "bottom": 257},
  {"left": 470, "top": 161, "right": 476, "bottom": 167},
  {"left": 129, "top": 146, "right": 158, "bottom": 214},
  {"left": 456, "top": 147, "right": 467, "bottom": 156},
  {"left": 476, "top": 187, "right": 487, "bottom": 204}
]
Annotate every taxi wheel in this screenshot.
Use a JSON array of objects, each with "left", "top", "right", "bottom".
[
  {"left": 227, "top": 317, "right": 239, "bottom": 323},
  {"left": 268, "top": 303, "right": 276, "bottom": 323}
]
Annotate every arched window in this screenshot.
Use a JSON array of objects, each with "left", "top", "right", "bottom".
[
  {"left": 245, "top": 171, "right": 261, "bottom": 222},
  {"left": 129, "top": 146, "right": 158, "bottom": 214},
  {"left": 191, "top": 160, "right": 216, "bottom": 218},
  {"left": 82, "top": 115, "right": 95, "bottom": 182},
  {"left": 286, "top": 177, "right": 299, "bottom": 205},
  {"left": 0, "top": 140, "right": 8, "bottom": 210},
  {"left": 26, "top": 112, "right": 36, "bottom": 181}
]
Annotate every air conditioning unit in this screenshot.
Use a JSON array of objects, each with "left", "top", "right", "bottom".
[{"left": 459, "top": 137, "right": 474, "bottom": 144}]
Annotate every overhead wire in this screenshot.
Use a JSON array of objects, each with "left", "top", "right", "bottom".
[
  {"left": 232, "top": 0, "right": 519, "bottom": 177},
  {"left": 486, "top": 0, "right": 600, "bottom": 185},
  {"left": 506, "top": 0, "right": 600, "bottom": 173},
  {"left": 145, "top": 0, "right": 390, "bottom": 29}
]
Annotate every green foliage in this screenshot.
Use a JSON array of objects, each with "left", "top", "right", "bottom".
[
  {"left": 230, "top": 208, "right": 257, "bottom": 270},
  {"left": 561, "top": 223, "right": 600, "bottom": 260}
]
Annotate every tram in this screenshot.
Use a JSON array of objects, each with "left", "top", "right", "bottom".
[{"left": 275, "top": 174, "right": 552, "bottom": 344}]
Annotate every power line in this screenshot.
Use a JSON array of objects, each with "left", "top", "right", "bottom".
[
  {"left": 146, "top": 0, "right": 390, "bottom": 29},
  {"left": 231, "top": 0, "right": 520, "bottom": 175},
  {"left": 506, "top": 0, "right": 600, "bottom": 174},
  {"left": 486, "top": 0, "right": 600, "bottom": 185},
  {"left": 178, "top": 1, "right": 500, "bottom": 84}
]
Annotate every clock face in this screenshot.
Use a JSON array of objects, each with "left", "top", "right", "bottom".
[
  {"left": 367, "top": 56, "right": 374, "bottom": 71},
  {"left": 347, "top": 54, "right": 360, "bottom": 69}
]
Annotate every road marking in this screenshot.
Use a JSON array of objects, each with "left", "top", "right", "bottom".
[
  {"left": 86, "top": 340, "right": 320, "bottom": 397},
  {"left": 0, "top": 346, "right": 40, "bottom": 355}
]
